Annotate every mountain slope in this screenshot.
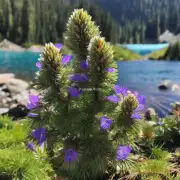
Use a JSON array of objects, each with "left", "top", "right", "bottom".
[{"left": 94, "top": 0, "right": 180, "bottom": 43}]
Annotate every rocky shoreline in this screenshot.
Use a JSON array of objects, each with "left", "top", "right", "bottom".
[
  {"left": 0, "top": 73, "right": 38, "bottom": 119},
  {"left": 0, "top": 39, "right": 43, "bottom": 53}
]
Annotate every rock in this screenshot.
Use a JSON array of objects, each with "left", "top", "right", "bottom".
[
  {"left": 145, "top": 108, "right": 156, "bottom": 120},
  {"left": 158, "top": 80, "right": 173, "bottom": 90},
  {"left": 7, "top": 105, "right": 28, "bottom": 120},
  {"left": 0, "top": 73, "right": 15, "bottom": 84},
  {"left": 27, "top": 45, "right": 44, "bottom": 52},
  {"left": 6, "top": 78, "right": 29, "bottom": 94},
  {"left": 0, "top": 39, "right": 25, "bottom": 52},
  {"left": 0, "top": 108, "right": 9, "bottom": 115},
  {"left": 13, "top": 90, "right": 29, "bottom": 105},
  {"left": 171, "top": 84, "right": 180, "bottom": 91},
  {"left": 29, "top": 89, "right": 39, "bottom": 95}
]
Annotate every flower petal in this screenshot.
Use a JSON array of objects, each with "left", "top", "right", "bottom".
[
  {"left": 29, "top": 95, "right": 39, "bottom": 104},
  {"left": 26, "top": 101, "right": 38, "bottom": 110},
  {"left": 80, "top": 60, "right": 88, "bottom": 70},
  {"left": 113, "top": 85, "right": 128, "bottom": 96},
  {"left": 54, "top": 43, "right": 62, "bottom": 50},
  {"left": 36, "top": 62, "right": 42, "bottom": 69},
  {"left": 105, "top": 68, "right": 114, "bottom": 73},
  {"left": 27, "top": 112, "right": 38, "bottom": 117},
  {"left": 100, "top": 116, "right": 112, "bottom": 130},
  {"left": 131, "top": 113, "right": 141, "bottom": 120},
  {"left": 105, "top": 95, "right": 120, "bottom": 103},
  {"left": 27, "top": 142, "right": 34, "bottom": 151},
  {"left": 61, "top": 55, "right": 71, "bottom": 65},
  {"left": 63, "top": 149, "right": 78, "bottom": 162},
  {"left": 32, "top": 127, "right": 46, "bottom": 145},
  {"left": 134, "top": 104, "right": 144, "bottom": 112},
  {"left": 68, "top": 74, "right": 88, "bottom": 82},
  {"left": 68, "top": 87, "right": 81, "bottom": 97},
  {"left": 116, "top": 145, "right": 131, "bottom": 160}
]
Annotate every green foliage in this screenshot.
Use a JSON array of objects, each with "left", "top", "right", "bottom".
[
  {"left": 0, "top": 0, "right": 121, "bottom": 45},
  {"left": 147, "top": 47, "right": 168, "bottom": 60},
  {"left": 0, "top": 116, "right": 53, "bottom": 179},
  {"left": 94, "top": 0, "right": 180, "bottom": 43},
  {"left": 148, "top": 42, "right": 180, "bottom": 61},
  {"left": 112, "top": 45, "right": 142, "bottom": 60},
  {"left": 28, "top": 9, "right": 179, "bottom": 180}
]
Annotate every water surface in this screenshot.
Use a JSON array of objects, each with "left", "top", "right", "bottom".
[{"left": 0, "top": 51, "right": 180, "bottom": 117}]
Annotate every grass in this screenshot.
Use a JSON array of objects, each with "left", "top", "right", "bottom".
[
  {"left": 111, "top": 45, "right": 142, "bottom": 61},
  {"left": 22, "top": 42, "right": 142, "bottom": 61},
  {"left": 147, "top": 47, "right": 168, "bottom": 60}
]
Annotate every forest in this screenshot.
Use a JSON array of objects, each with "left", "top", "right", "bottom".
[
  {"left": 1, "top": 0, "right": 180, "bottom": 45},
  {"left": 0, "top": 0, "right": 121, "bottom": 45},
  {"left": 95, "top": 0, "right": 180, "bottom": 43}
]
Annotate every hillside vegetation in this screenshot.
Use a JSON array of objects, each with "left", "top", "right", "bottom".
[{"left": 95, "top": 0, "right": 180, "bottom": 43}]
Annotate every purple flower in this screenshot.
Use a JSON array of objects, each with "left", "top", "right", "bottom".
[
  {"left": 63, "top": 149, "right": 78, "bottom": 162},
  {"left": 26, "top": 95, "right": 39, "bottom": 110},
  {"left": 131, "top": 112, "right": 141, "bottom": 120},
  {"left": 68, "top": 74, "right": 88, "bottom": 82},
  {"left": 31, "top": 127, "right": 46, "bottom": 146},
  {"left": 113, "top": 85, "right": 128, "bottom": 96},
  {"left": 130, "top": 92, "right": 145, "bottom": 120},
  {"left": 105, "top": 95, "right": 120, "bottom": 103},
  {"left": 27, "top": 112, "right": 38, "bottom": 117},
  {"left": 68, "top": 87, "right": 81, "bottom": 97},
  {"left": 116, "top": 145, "right": 131, "bottom": 160},
  {"left": 132, "top": 92, "right": 145, "bottom": 105},
  {"left": 80, "top": 60, "right": 88, "bottom": 70},
  {"left": 61, "top": 55, "right": 71, "bottom": 65},
  {"left": 131, "top": 104, "right": 144, "bottom": 120},
  {"left": 100, "top": 116, "right": 112, "bottom": 130},
  {"left": 105, "top": 68, "right": 114, "bottom": 73},
  {"left": 36, "top": 62, "right": 42, "bottom": 69},
  {"left": 27, "top": 142, "right": 34, "bottom": 151},
  {"left": 54, "top": 43, "right": 62, "bottom": 50}
]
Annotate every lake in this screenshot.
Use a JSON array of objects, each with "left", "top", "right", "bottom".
[
  {"left": 0, "top": 51, "right": 180, "bottom": 117},
  {"left": 120, "top": 43, "right": 169, "bottom": 55}
]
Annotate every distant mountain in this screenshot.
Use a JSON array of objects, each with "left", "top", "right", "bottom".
[{"left": 94, "top": 0, "right": 180, "bottom": 43}]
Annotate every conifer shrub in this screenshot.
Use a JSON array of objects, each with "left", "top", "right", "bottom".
[{"left": 12, "top": 9, "right": 180, "bottom": 180}]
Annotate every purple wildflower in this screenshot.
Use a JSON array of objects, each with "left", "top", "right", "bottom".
[
  {"left": 31, "top": 127, "right": 46, "bottom": 146},
  {"left": 27, "top": 112, "right": 38, "bottom": 117},
  {"left": 68, "top": 74, "right": 88, "bottom": 82},
  {"left": 105, "top": 68, "right": 114, "bottom": 73},
  {"left": 116, "top": 145, "right": 131, "bottom": 160},
  {"left": 68, "top": 87, "right": 81, "bottom": 97},
  {"left": 131, "top": 92, "right": 145, "bottom": 120},
  {"left": 100, "top": 116, "right": 112, "bottom": 130},
  {"left": 105, "top": 95, "right": 120, "bottom": 103},
  {"left": 131, "top": 113, "right": 141, "bottom": 120},
  {"left": 132, "top": 92, "right": 145, "bottom": 105},
  {"left": 80, "top": 60, "right": 88, "bottom": 70},
  {"left": 61, "top": 55, "right": 71, "bottom": 65},
  {"left": 26, "top": 95, "right": 39, "bottom": 110},
  {"left": 113, "top": 85, "right": 128, "bottom": 96},
  {"left": 36, "top": 62, "right": 42, "bottom": 69},
  {"left": 54, "top": 43, "right": 62, "bottom": 50},
  {"left": 27, "top": 142, "right": 34, "bottom": 151},
  {"left": 63, "top": 149, "right": 78, "bottom": 162}
]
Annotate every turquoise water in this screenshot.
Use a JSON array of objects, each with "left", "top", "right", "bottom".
[
  {"left": 0, "top": 51, "right": 39, "bottom": 80},
  {"left": 0, "top": 51, "right": 180, "bottom": 117},
  {"left": 120, "top": 43, "right": 169, "bottom": 55}
]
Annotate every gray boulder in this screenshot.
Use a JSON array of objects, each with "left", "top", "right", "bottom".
[
  {"left": 6, "top": 78, "right": 29, "bottom": 94},
  {"left": 145, "top": 108, "right": 156, "bottom": 120}
]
